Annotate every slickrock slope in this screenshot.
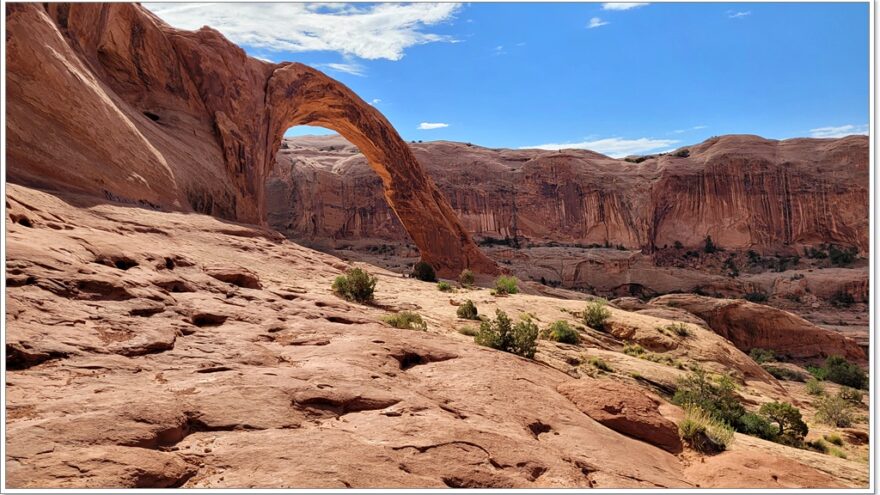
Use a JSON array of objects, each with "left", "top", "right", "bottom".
[
  {"left": 6, "top": 184, "right": 867, "bottom": 489},
  {"left": 5, "top": 3, "right": 495, "bottom": 276},
  {"left": 267, "top": 134, "right": 868, "bottom": 254}
]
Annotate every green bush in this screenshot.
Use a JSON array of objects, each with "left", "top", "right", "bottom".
[
  {"left": 588, "top": 356, "right": 612, "bottom": 372},
  {"left": 678, "top": 405, "right": 734, "bottom": 453},
  {"left": 583, "top": 299, "right": 611, "bottom": 330},
  {"left": 474, "top": 309, "right": 538, "bottom": 358},
  {"left": 805, "top": 378, "right": 825, "bottom": 396},
  {"left": 437, "top": 281, "right": 453, "bottom": 292},
  {"left": 411, "top": 261, "right": 437, "bottom": 282},
  {"left": 749, "top": 348, "right": 776, "bottom": 364},
  {"left": 757, "top": 402, "right": 808, "bottom": 446},
  {"left": 332, "top": 268, "right": 377, "bottom": 303},
  {"left": 824, "top": 433, "right": 844, "bottom": 446},
  {"left": 458, "top": 269, "right": 475, "bottom": 288},
  {"left": 457, "top": 326, "right": 478, "bottom": 337},
  {"left": 456, "top": 299, "right": 480, "bottom": 320},
  {"left": 743, "top": 291, "right": 769, "bottom": 303},
  {"left": 737, "top": 412, "right": 778, "bottom": 440},
  {"left": 762, "top": 365, "right": 805, "bottom": 382},
  {"left": 823, "top": 356, "right": 867, "bottom": 389},
  {"left": 838, "top": 387, "right": 864, "bottom": 404},
  {"left": 543, "top": 320, "right": 580, "bottom": 344},
  {"left": 623, "top": 342, "right": 646, "bottom": 356},
  {"left": 815, "top": 394, "right": 855, "bottom": 428},
  {"left": 667, "top": 323, "right": 692, "bottom": 337},
  {"left": 806, "top": 438, "right": 829, "bottom": 453},
  {"left": 675, "top": 148, "right": 691, "bottom": 158},
  {"left": 673, "top": 368, "right": 746, "bottom": 427},
  {"left": 383, "top": 311, "right": 427, "bottom": 331},
  {"left": 829, "top": 245, "right": 857, "bottom": 266},
  {"left": 493, "top": 275, "right": 519, "bottom": 295},
  {"left": 830, "top": 447, "right": 848, "bottom": 459}
]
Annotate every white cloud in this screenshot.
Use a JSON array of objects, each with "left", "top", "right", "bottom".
[
  {"left": 672, "top": 125, "right": 708, "bottom": 134},
  {"left": 809, "top": 124, "right": 868, "bottom": 139},
  {"left": 588, "top": 17, "right": 610, "bottom": 29},
  {"left": 521, "top": 137, "right": 679, "bottom": 158},
  {"left": 727, "top": 10, "right": 751, "bottom": 19},
  {"left": 493, "top": 44, "right": 506, "bottom": 55},
  {"left": 418, "top": 122, "right": 449, "bottom": 130},
  {"left": 144, "top": 3, "right": 461, "bottom": 61},
  {"left": 315, "top": 62, "right": 366, "bottom": 76},
  {"left": 602, "top": 3, "right": 649, "bottom": 11},
  {"left": 370, "top": 98, "right": 382, "bottom": 105}
]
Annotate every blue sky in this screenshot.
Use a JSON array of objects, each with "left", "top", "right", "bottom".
[{"left": 146, "top": 2, "right": 869, "bottom": 157}]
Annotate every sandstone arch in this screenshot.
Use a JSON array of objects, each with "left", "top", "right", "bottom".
[{"left": 6, "top": 3, "right": 497, "bottom": 277}]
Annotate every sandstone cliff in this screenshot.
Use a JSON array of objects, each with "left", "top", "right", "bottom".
[
  {"left": 5, "top": 3, "right": 496, "bottom": 276},
  {"left": 267, "top": 134, "right": 868, "bottom": 255}
]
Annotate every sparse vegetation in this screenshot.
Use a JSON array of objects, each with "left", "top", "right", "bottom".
[
  {"left": 831, "top": 290, "right": 855, "bottom": 307},
  {"left": 762, "top": 365, "right": 805, "bottom": 382},
  {"left": 815, "top": 394, "right": 856, "bottom": 428},
  {"left": 456, "top": 299, "right": 480, "bottom": 320},
  {"left": 737, "top": 412, "right": 778, "bottom": 440},
  {"left": 587, "top": 356, "right": 613, "bottom": 372},
  {"left": 383, "top": 311, "right": 427, "bottom": 331},
  {"left": 829, "top": 245, "right": 858, "bottom": 266},
  {"left": 493, "top": 275, "right": 519, "bottom": 295},
  {"left": 820, "top": 355, "right": 868, "bottom": 389},
  {"left": 806, "top": 438, "right": 829, "bottom": 453},
  {"left": 675, "top": 148, "right": 691, "bottom": 158},
  {"left": 678, "top": 405, "right": 734, "bottom": 453},
  {"left": 757, "top": 401, "right": 808, "bottom": 446},
  {"left": 749, "top": 348, "right": 776, "bottom": 364},
  {"left": 838, "top": 386, "right": 864, "bottom": 404},
  {"left": 673, "top": 368, "right": 746, "bottom": 427},
  {"left": 623, "top": 342, "right": 645, "bottom": 356},
  {"left": 805, "top": 378, "right": 825, "bottom": 396},
  {"left": 332, "top": 267, "right": 377, "bottom": 303},
  {"left": 474, "top": 309, "right": 538, "bottom": 358},
  {"left": 542, "top": 320, "right": 580, "bottom": 344},
  {"left": 824, "top": 433, "right": 844, "bottom": 446},
  {"left": 583, "top": 299, "right": 611, "bottom": 330},
  {"left": 411, "top": 261, "right": 437, "bottom": 282},
  {"left": 457, "top": 326, "right": 479, "bottom": 337},
  {"left": 665, "top": 323, "right": 692, "bottom": 337},
  {"left": 673, "top": 240, "right": 684, "bottom": 250},
  {"left": 743, "top": 291, "right": 769, "bottom": 303},
  {"left": 830, "top": 447, "right": 848, "bottom": 459},
  {"left": 437, "top": 281, "right": 453, "bottom": 292},
  {"left": 458, "top": 269, "right": 475, "bottom": 288},
  {"left": 703, "top": 235, "right": 718, "bottom": 254}
]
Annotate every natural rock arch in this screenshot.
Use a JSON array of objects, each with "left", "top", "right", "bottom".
[{"left": 263, "top": 64, "right": 498, "bottom": 277}]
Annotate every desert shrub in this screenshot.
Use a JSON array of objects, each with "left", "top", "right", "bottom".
[
  {"left": 332, "top": 268, "right": 377, "bottom": 303},
  {"left": 806, "top": 438, "right": 829, "bottom": 453},
  {"left": 758, "top": 402, "right": 808, "bottom": 446},
  {"left": 623, "top": 343, "right": 646, "bottom": 356},
  {"left": 458, "top": 269, "right": 475, "bottom": 287},
  {"left": 815, "top": 395, "right": 855, "bottom": 428},
  {"left": 762, "top": 365, "right": 805, "bottom": 382},
  {"left": 823, "top": 356, "right": 867, "bottom": 389},
  {"left": 411, "top": 261, "right": 437, "bottom": 282},
  {"left": 678, "top": 405, "right": 734, "bottom": 453},
  {"left": 437, "top": 281, "right": 453, "bottom": 292},
  {"left": 805, "top": 378, "right": 825, "bottom": 396},
  {"left": 493, "top": 275, "right": 519, "bottom": 295},
  {"left": 542, "top": 320, "right": 580, "bottom": 344},
  {"left": 831, "top": 291, "right": 855, "bottom": 307},
  {"left": 583, "top": 299, "right": 611, "bottom": 330},
  {"left": 383, "top": 311, "right": 427, "bottom": 331},
  {"left": 743, "top": 291, "right": 769, "bottom": 303},
  {"left": 749, "top": 348, "right": 776, "bottom": 364},
  {"left": 673, "top": 240, "right": 684, "bottom": 250},
  {"left": 838, "top": 387, "right": 864, "bottom": 404},
  {"left": 673, "top": 368, "right": 745, "bottom": 427},
  {"left": 456, "top": 300, "right": 479, "bottom": 320},
  {"left": 587, "top": 356, "right": 612, "bottom": 372},
  {"left": 457, "top": 326, "right": 478, "bottom": 337},
  {"left": 824, "top": 433, "right": 844, "bottom": 446},
  {"left": 830, "top": 447, "right": 848, "bottom": 459},
  {"left": 703, "top": 235, "right": 717, "bottom": 253},
  {"left": 806, "top": 365, "right": 828, "bottom": 381},
  {"left": 663, "top": 323, "right": 692, "bottom": 337},
  {"left": 737, "top": 412, "right": 778, "bottom": 441},
  {"left": 828, "top": 245, "right": 857, "bottom": 266},
  {"left": 474, "top": 309, "right": 538, "bottom": 358},
  {"left": 675, "top": 148, "right": 691, "bottom": 158}
]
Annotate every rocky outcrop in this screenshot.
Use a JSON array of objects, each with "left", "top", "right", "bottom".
[
  {"left": 5, "top": 3, "right": 496, "bottom": 276},
  {"left": 557, "top": 378, "right": 683, "bottom": 453},
  {"left": 649, "top": 294, "right": 866, "bottom": 362},
  {"left": 267, "top": 135, "right": 868, "bottom": 255}
]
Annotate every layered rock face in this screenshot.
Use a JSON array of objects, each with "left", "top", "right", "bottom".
[
  {"left": 267, "top": 134, "right": 868, "bottom": 254},
  {"left": 5, "top": 3, "right": 495, "bottom": 276}
]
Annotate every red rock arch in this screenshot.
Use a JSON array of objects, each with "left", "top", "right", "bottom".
[{"left": 264, "top": 64, "right": 497, "bottom": 277}]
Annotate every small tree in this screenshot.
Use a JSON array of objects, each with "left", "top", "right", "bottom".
[
  {"left": 456, "top": 300, "right": 479, "bottom": 320},
  {"left": 815, "top": 394, "right": 855, "bottom": 428},
  {"left": 474, "top": 309, "right": 538, "bottom": 358},
  {"left": 823, "top": 356, "right": 867, "bottom": 389},
  {"left": 411, "top": 261, "right": 437, "bottom": 282},
  {"left": 332, "top": 268, "right": 377, "bottom": 303},
  {"left": 458, "top": 269, "right": 475, "bottom": 288},
  {"left": 583, "top": 299, "right": 611, "bottom": 330},
  {"left": 758, "top": 402, "right": 808, "bottom": 446}
]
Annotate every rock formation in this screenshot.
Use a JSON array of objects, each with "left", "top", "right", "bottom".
[
  {"left": 267, "top": 134, "right": 868, "bottom": 255},
  {"left": 5, "top": 3, "right": 496, "bottom": 276}
]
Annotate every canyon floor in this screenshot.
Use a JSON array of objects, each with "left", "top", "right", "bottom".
[{"left": 5, "top": 184, "right": 869, "bottom": 489}]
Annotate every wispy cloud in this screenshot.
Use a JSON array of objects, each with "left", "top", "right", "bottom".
[
  {"left": 418, "top": 122, "right": 449, "bottom": 130},
  {"left": 727, "top": 10, "right": 751, "bottom": 19},
  {"left": 315, "top": 62, "right": 366, "bottom": 76},
  {"left": 493, "top": 45, "right": 506, "bottom": 55},
  {"left": 588, "top": 17, "right": 610, "bottom": 29},
  {"left": 144, "top": 3, "right": 461, "bottom": 61},
  {"left": 521, "top": 137, "right": 679, "bottom": 158},
  {"left": 809, "top": 124, "right": 868, "bottom": 138},
  {"left": 370, "top": 98, "right": 382, "bottom": 106},
  {"left": 672, "top": 125, "right": 708, "bottom": 134},
  {"left": 602, "top": 3, "right": 649, "bottom": 11}
]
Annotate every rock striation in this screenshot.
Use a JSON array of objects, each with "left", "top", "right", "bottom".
[{"left": 5, "top": 3, "right": 496, "bottom": 276}]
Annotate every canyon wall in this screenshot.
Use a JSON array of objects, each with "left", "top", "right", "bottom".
[
  {"left": 5, "top": 3, "right": 496, "bottom": 276},
  {"left": 267, "top": 134, "right": 869, "bottom": 255}
]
